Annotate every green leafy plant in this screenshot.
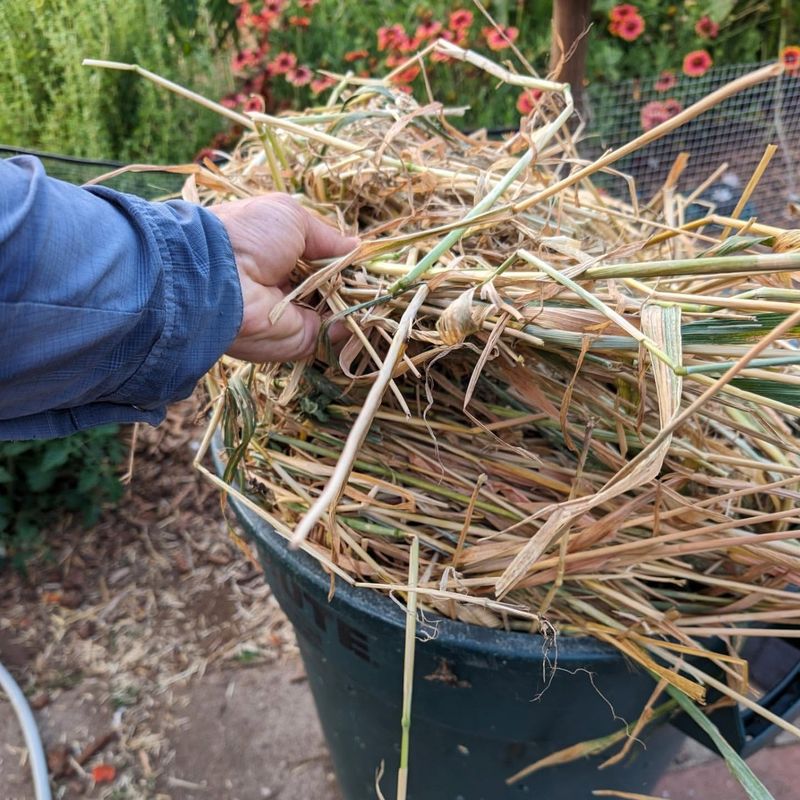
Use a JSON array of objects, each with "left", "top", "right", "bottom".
[
  {"left": 0, "top": 427, "right": 125, "bottom": 568},
  {"left": 215, "top": 0, "right": 796, "bottom": 137},
  {"left": 588, "top": 0, "right": 795, "bottom": 84},
  {"left": 0, "top": 0, "right": 233, "bottom": 162}
]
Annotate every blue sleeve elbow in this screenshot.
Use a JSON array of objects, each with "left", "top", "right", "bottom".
[{"left": 0, "top": 156, "right": 243, "bottom": 440}]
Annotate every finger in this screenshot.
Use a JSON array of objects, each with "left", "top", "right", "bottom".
[
  {"left": 301, "top": 209, "right": 359, "bottom": 262},
  {"left": 327, "top": 319, "right": 350, "bottom": 343},
  {"left": 227, "top": 284, "right": 322, "bottom": 363}
]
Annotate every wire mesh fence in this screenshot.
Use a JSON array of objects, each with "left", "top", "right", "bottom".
[
  {"left": 582, "top": 62, "right": 800, "bottom": 228},
  {"left": 0, "top": 145, "right": 187, "bottom": 200}
]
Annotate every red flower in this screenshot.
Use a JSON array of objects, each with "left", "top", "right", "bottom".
[
  {"left": 289, "top": 15, "right": 310, "bottom": 27},
  {"left": 397, "top": 34, "right": 421, "bottom": 53},
  {"left": 432, "top": 29, "right": 461, "bottom": 61},
  {"left": 91, "top": 765, "right": 116, "bottom": 784},
  {"left": 782, "top": 45, "right": 800, "bottom": 72},
  {"left": 612, "top": 13, "right": 645, "bottom": 42},
  {"left": 286, "top": 65, "right": 313, "bottom": 86},
  {"left": 609, "top": 4, "right": 639, "bottom": 21},
  {"left": 236, "top": 2, "right": 252, "bottom": 29},
  {"left": 449, "top": 9, "right": 473, "bottom": 30},
  {"left": 310, "top": 75, "right": 337, "bottom": 95},
  {"left": 694, "top": 15, "right": 719, "bottom": 39},
  {"left": 385, "top": 53, "right": 406, "bottom": 68},
  {"left": 683, "top": 49, "right": 712, "bottom": 77},
  {"left": 344, "top": 49, "right": 369, "bottom": 62},
  {"left": 377, "top": 24, "right": 405, "bottom": 51},
  {"left": 654, "top": 70, "right": 677, "bottom": 92},
  {"left": 269, "top": 51, "right": 297, "bottom": 75},
  {"left": 231, "top": 49, "right": 259, "bottom": 73},
  {"left": 391, "top": 65, "right": 421, "bottom": 84},
  {"left": 220, "top": 92, "right": 246, "bottom": 109},
  {"left": 483, "top": 25, "right": 518, "bottom": 51},
  {"left": 516, "top": 88, "right": 542, "bottom": 115},
  {"left": 639, "top": 98, "right": 682, "bottom": 131},
  {"left": 243, "top": 95, "right": 265, "bottom": 113},
  {"left": 415, "top": 20, "right": 443, "bottom": 40},
  {"left": 298, "top": 0, "right": 319, "bottom": 8},
  {"left": 263, "top": 0, "right": 285, "bottom": 14}
]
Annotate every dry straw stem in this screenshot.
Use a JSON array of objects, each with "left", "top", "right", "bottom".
[
  {"left": 88, "top": 46, "right": 800, "bottom": 747},
  {"left": 396, "top": 536, "right": 419, "bottom": 800}
]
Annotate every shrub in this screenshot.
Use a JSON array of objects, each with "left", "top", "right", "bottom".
[
  {"left": 0, "top": 428, "right": 125, "bottom": 569},
  {"left": 0, "top": 0, "right": 234, "bottom": 163}
]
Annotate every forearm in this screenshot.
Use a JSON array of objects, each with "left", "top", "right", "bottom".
[{"left": 0, "top": 156, "right": 242, "bottom": 440}]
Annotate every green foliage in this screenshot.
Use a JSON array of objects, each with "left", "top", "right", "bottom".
[
  {"left": 0, "top": 0, "right": 233, "bottom": 162},
  {"left": 225, "top": 0, "right": 554, "bottom": 132},
  {"left": 220, "top": 1, "right": 795, "bottom": 135},
  {"left": 0, "top": 427, "right": 125, "bottom": 568},
  {"left": 587, "top": 0, "right": 791, "bottom": 84}
]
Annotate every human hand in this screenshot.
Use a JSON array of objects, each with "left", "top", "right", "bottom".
[{"left": 209, "top": 194, "right": 357, "bottom": 363}]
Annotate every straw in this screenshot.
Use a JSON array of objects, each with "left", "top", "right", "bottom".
[{"left": 87, "top": 41, "right": 800, "bottom": 765}]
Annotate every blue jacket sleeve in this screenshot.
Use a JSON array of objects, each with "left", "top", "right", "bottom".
[{"left": 0, "top": 156, "right": 243, "bottom": 440}]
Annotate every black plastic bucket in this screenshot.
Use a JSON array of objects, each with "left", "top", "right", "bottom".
[
  {"left": 229, "top": 496, "right": 688, "bottom": 799},
  {"left": 225, "top": 477, "right": 800, "bottom": 800}
]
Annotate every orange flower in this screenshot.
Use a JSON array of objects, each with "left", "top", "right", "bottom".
[
  {"left": 415, "top": 20, "right": 443, "bottom": 40},
  {"left": 269, "top": 51, "right": 297, "bottom": 75},
  {"left": 516, "top": 88, "right": 542, "bottom": 115},
  {"left": 612, "top": 13, "right": 644, "bottom": 42},
  {"left": 391, "top": 65, "right": 421, "bottom": 84},
  {"left": 91, "top": 765, "right": 116, "bottom": 784},
  {"left": 654, "top": 70, "right": 677, "bottom": 92},
  {"left": 683, "top": 49, "right": 712, "bottom": 77},
  {"left": 298, "top": 0, "right": 319, "bottom": 8},
  {"left": 385, "top": 53, "right": 406, "bottom": 68},
  {"left": 609, "top": 4, "right": 638, "bottom": 21},
  {"left": 310, "top": 75, "right": 337, "bottom": 95},
  {"left": 449, "top": 9, "right": 473, "bottom": 30},
  {"left": 483, "top": 25, "right": 518, "bottom": 51},
  {"left": 289, "top": 15, "right": 310, "bottom": 27},
  {"left": 286, "top": 65, "right": 313, "bottom": 86},
  {"left": 782, "top": 45, "right": 800, "bottom": 72},
  {"left": 263, "top": 0, "right": 285, "bottom": 14},
  {"left": 377, "top": 24, "right": 405, "bottom": 51},
  {"left": 344, "top": 49, "right": 369, "bottom": 63},
  {"left": 694, "top": 15, "right": 719, "bottom": 39}
]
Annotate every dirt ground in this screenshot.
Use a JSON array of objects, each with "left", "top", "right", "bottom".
[
  {"left": 0, "top": 399, "right": 797, "bottom": 799},
  {"left": 0, "top": 399, "right": 339, "bottom": 800}
]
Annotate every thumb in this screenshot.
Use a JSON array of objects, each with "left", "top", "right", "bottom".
[{"left": 301, "top": 210, "right": 359, "bottom": 262}]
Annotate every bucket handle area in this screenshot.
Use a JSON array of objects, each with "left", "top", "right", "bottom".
[{"left": 673, "top": 637, "right": 800, "bottom": 756}]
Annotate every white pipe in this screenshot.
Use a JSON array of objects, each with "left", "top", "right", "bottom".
[{"left": 0, "top": 661, "right": 52, "bottom": 800}]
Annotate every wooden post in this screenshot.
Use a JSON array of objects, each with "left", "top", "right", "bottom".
[{"left": 550, "top": 0, "right": 592, "bottom": 115}]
